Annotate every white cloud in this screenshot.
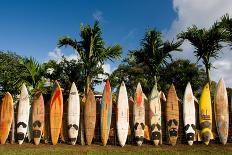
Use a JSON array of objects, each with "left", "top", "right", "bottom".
[
  {"left": 48, "top": 47, "right": 79, "bottom": 62},
  {"left": 167, "top": 0, "right": 232, "bottom": 87}
]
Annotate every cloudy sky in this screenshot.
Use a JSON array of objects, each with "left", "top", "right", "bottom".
[{"left": 0, "top": 0, "right": 231, "bottom": 90}]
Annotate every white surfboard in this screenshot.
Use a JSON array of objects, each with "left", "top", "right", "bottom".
[
  {"left": 183, "top": 82, "right": 196, "bottom": 145},
  {"left": 133, "top": 83, "right": 145, "bottom": 146},
  {"left": 67, "top": 82, "right": 80, "bottom": 145},
  {"left": 17, "top": 84, "right": 30, "bottom": 145},
  {"left": 117, "top": 81, "right": 129, "bottom": 147}
]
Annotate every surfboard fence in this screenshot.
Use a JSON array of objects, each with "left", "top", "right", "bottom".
[{"left": 3, "top": 94, "right": 232, "bottom": 146}]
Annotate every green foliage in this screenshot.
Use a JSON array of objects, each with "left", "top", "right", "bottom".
[
  {"left": 0, "top": 51, "right": 23, "bottom": 97},
  {"left": 160, "top": 59, "right": 207, "bottom": 98},
  {"left": 132, "top": 29, "right": 182, "bottom": 81},
  {"left": 58, "top": 21, "right": 122, "bottom": 93},
  {"left": 219, "top": 14, "right": 232, "bottom": 48},
  {"left": 178, "top": 24, "right": 225, "bottom": 84},
  {"left": 19, "top": 57, "right": 47, "bottom": 94},
  {"left": 43, "top": 57, "right": 105, "bottom": 95}
]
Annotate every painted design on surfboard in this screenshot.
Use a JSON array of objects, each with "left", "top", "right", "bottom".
[
  {"left": 133, "top": 83, "right": 145, "bottom": 146},
  {"left": 214, "top": 78, "right": 229, "bottom": 145},
  {"left": 199, "top": 83, "right": 212, "bottom": 145},
  {"left": 17, "top": 84, "right": 30, "bottom": 145},
  {"left": 100, "top": 80, "right": 112, "bottom": 146},
  {"left": 32, "top": 92, "right": 44, "bottom": 145},
  {"left": 183, "top": 82, "right": 196, "bottom": 146},
  {"left": 149, "top": 82, "right": 165, "bottom": 146},
  {"left": 50, "top": 81, "right": 63, "bottom": 145},
  {"left": 166, "top": 84, "right": 179, "bottom": 146},
  {"left": 67, "top": 82, "right": 80, "bottom": 145}
]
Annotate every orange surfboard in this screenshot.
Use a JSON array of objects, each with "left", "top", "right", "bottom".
[
  {"left": 0, "top": 92, "right": 14, "bottom": 144},
  {"left": 100, "top": 80, "right": 112, "bottom": 146},
  {"left": 84, "top": 89, "right": 96, "bottom": 145},
  {"left": 50, "top": 81, "right": 63, "bottom": 145},
  {"left": 32, "top": 91, "right": 45, "bottom": 145}
]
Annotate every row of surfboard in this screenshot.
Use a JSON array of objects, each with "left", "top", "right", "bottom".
[{"left": 0, "top": 78, "right": 229, "bottom": 147}]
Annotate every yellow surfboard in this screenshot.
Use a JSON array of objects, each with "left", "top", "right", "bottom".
[{"left": 199, "top": 83, "right": 213, "bottom": 145}]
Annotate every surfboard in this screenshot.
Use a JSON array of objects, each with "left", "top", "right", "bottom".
[
  {"left": 0, "top": 92, "right": 14, "bottom": 144},
  {"left": 166, "top": 84, "right": 179, "bottom": 146},
  {"left": 149, "top": 83, "right": 162, "bottom": 146},
  {"left": 17, "top": 84, "right": 30, "bottom": 145},
  {"left": 32, "top": 91, "right": 44, "bottom": 145},
  {"left": 133, "top": 82, "right": 145, "bottom": 146},
  {"left": 183, "top": 82, "right": 196, "bottom": 146},
  {"left": 50, "top": 81, "right": 63, "bottom": 145},
  {"left": 199, "top": 83, "right": 213, "bottom": 145},
  {"left": 117, "top": 81, "right": 129, "bottom": 147},
  {"left": 214, "top": 78, "right": 229, "bottom": 145},
  {"left": 84, "top": 89, "right": 96, "bottom": 145},
  {"left": 67, "top": 82, "right": 80, "bottom": 145},
  {"left": 100, "top": 80, "right": 112, "bottom": 146}
]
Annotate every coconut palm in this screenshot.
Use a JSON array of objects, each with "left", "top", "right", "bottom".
[
  {"left": 219, "top": 14, "right": 232, "bottom": 48},
  {"left": 132, "top": 29, "right": 182, "bottom": 81},
  {"left": 58, "top": 21, "right": 122, "bottom": 94},
  {"left": 19, "top": 57, "right": 46, "bottom": 93},
  {"left": 178, "top": 24, "right": 225, "bottom": 86}
]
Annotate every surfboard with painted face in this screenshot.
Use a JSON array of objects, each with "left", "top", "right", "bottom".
[
  {"left": 133, "top": 83, "right": 145, "bottom": 146},
  {"left": 17, "top": 84, "right": 30, "bottom": 145},
  {"left": 32, "top": 91, "right": 45, "bottom": 145},
  {"left": 67, "top": 82, "right": 80, "bottom": 145},
  {"left": 149, "top": 83, "right": 163, "bottom": 146},
  {"left": 166, "top": 84, "right": 179, "bottom": 146},
  {"left": 183, "top": 82, "right": 196, "bottom": 146}
]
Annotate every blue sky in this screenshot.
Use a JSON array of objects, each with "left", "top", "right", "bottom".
[
  {"left": 1, "top": 0, "right": 232, "bottom": 88},
  {"left": 0, "top": 0, "right": 176, "bottom": 62}
]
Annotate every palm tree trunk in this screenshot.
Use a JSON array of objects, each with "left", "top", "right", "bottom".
[
  {"left": 85, "top": 75, "right": 91, "bottom": 95},
  {"left": 206, "top": 67, "right": 211, "bottom": 88}
]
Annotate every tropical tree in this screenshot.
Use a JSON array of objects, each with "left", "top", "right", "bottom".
[
  {"left": 43, "top": 57, "right": 105, "bottom": 95},
  {"left": 132, "top": 29, "right": 182, "bottom": 82},
  {"left": 220, "top": 14, "right": 232, "bottom": 48},
  {"left": 178, "top": 24, "right": 225, "bottom": 87},
  {"left": 0, "top": 51, "right": 23, "bottom": 96},
  {"left": 58, "top": 21, "right": 122, "bottom": 94},
  {"left": 19, "top": 57, "right": 47, "bottom": 94},
  {"left": 160, "top": 59, "right": 207, "bottom": 98}
]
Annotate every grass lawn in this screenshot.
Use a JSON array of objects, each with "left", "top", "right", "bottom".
[{"left": 0, "top": 143, "right": 232, "bottom": 155}]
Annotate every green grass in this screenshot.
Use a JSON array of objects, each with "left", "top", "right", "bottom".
[{"left": 0, "top": 143, "right": 232, "bottom": 155}]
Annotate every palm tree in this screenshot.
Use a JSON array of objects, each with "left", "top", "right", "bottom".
[
  {"left": 132, "top": 29, "right": 182, "bottom": 81},
  {"left": 19, "top": 57, "right": 46, "bottom": 93},
  {"left": 178, "top": 24, "right": 225, "bottom": 86},
  {"left": 58, "top": 21, "right": 122, "bottom": 94},
  {"left": 219, "top": 14, "right": 232, "bottom": 48}
]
